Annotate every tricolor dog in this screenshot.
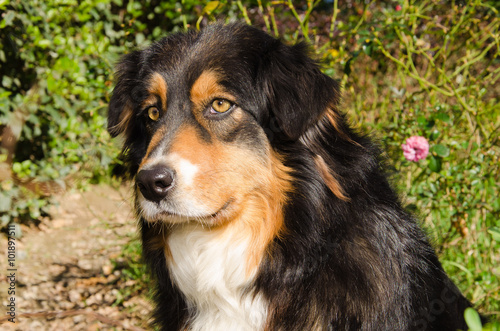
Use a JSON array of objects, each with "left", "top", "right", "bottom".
[{"left": 108, "top": 22, "right": 473, "bottom": 331}]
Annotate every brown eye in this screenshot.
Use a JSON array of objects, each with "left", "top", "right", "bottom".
[
  {"left": 211, "top": 99, "right": 233, "bottom": 113},
  {"left": 148, "top": 107, "right": 160, "bottom": 121}
]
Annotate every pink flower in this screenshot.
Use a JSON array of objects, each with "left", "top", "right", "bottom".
[
  {"left": 402, "top": 136, "right": 429, "bottom": 162},
  {"left": 395, "top": 4, "right": 402, "bottom": 11}
]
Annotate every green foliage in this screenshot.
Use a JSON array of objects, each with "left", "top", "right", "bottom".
[
  {"left": 111, "top": 238, "right": 149, "bottom": 307},
  {"left": 1, "top": 0, "right": 124, "bottom": 225},
  {"left": 1, "top": 0, "right": 498, "bottom": 320},
  {"left": 466, "top": 307, "right": 485, "bottom": 331},
  {"left": 465, "top": 307, "right": 500, "bottom": 331}
]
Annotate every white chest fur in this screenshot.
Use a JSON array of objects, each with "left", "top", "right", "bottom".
[{"left": 166, "top": 224, "right": 268, "bottom": 331}]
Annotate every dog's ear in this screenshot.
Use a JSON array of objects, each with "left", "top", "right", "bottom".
[
  {"left": 259, "top": 42, "right": 340, "bottom": 141},
  {"left": 108, "top": 50, "right": 142, "bottom": 138}
]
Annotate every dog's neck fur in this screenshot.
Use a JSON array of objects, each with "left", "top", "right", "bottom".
[{"left": 166, "top": 220, "right": 267, "bottom": 331}]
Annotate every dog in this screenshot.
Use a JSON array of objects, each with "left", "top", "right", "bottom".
[{"left": 108, "top": 22, "right": 474, "bottom": 331}]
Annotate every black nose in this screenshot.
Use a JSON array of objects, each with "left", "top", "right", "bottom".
[{"left": 136, "top": 166, "right": 175, "bottom": 202}]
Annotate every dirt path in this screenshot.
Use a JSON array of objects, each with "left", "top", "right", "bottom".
[{"left": 0, "top": 184, "right": 151, "bottom": 330}]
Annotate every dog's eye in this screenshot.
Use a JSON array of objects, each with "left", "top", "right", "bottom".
[
  {"left": 148, "top": 107, "right": 160, "bottom": 121},
  {"left": 211, "top": 99, "right": 233, "bottom": 114}
]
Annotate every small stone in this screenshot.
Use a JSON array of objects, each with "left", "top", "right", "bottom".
[
  {"left": 29, "top": 320, "right": 44, "bottom": 329},
  {"left": 17, "top": 250, "right": 27, "bottom": 260},
  {"left": 73, "top": 315, "right": 86, "bottom": 324},
  {"left": 78, "top": 259, "right": 93, "bottom": 270},
  {"left": 102, "top": 264, "right": 113, "bottom": 275},
  {"left": 69, "top": 289, "right": 82, "bottom": 303},
  {"left": 52, "top": 218, "right": 71, "bottom": 228},
  {"left": 86, "top": 296, "right": 96, "bottom": 307}
]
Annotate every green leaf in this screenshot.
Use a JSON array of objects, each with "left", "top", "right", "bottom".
[
  {"left": 426, "top": 119, "right": 435, "bottom": 129},
  {"left": 429, "top": 129, "right": 440, "bottom": 141},
  {"left": 417, "top": 115, "right": 427, "bottom": 127},
  {"left": 464, "top": 308, "right": 482, "bottom": 331},
  {"left": 126, "top": 0, "right": 134, "bottom": 13},
  {"left": 362, "top": 41, "right": 372, "bottom": 56},
  {"left": 12, "top": 162, "right": 22, "bottom": 174},
  {"left": 428, "top": 156, "right": 442, "bottom": 173},
  {"left": 2, "top": 75, "right": 12, "bottom": 89},
  {"left": 9, "top": 223, "right": 22, "bottom": 239},
  {"left": 1, "top": 215, "right": 10, "bottom": 227},
  {"left": 0, "top": 10, "right": 15, "bottom": 28},
  {"left": 488, "top": 227, "right": 500, "bottom": 242},
  {"left": 436, "top": 112, "right": 452, "bottom": 124},
  {"left": 135, "top": 32, "right": 145, "bottom": 45},
  {"left": 0, "top": 194, "right": 12, "bottom": 212},
  {"left": 0, "top": 0, "right": 9, "bottom": 11},
  {"left": 203, "top": 1, "right": 221, "bottom": 15},
  {"left": 344, "top": 57, "right": 355, "bottom": 76},
  {"left": 37, "top": 39, "right": 51, "bottom": 48},
  {"left": 47, "top": 76, "right": 57, "bottom": 92},
  {"left": 433, "top": 144, "right": 450, "bottom": 158}
]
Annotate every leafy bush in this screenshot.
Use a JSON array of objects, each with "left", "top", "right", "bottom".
[
  {"left": 1, "top": 0, "right": 498, "bottom": 321},
  {"left": 1, "top": 0, "right": 123, "bottom": 225}
]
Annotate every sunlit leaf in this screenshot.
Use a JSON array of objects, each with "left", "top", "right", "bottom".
[
  {"left": 464, "top": 308, "right": 482, "bottom": 331},
  {"left": 203, "top": 1, "right": 221, "bottom": 15},
  {"left": 428, "top": 156, "right": 442, "bottom": 173},
  {"left": 432, "top": 144, "right": 450, "bottom": 158}
]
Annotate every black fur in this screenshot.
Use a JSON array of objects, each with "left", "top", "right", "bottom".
[{"left": 108, "top": 22, "right": 473, "bottom": 330}]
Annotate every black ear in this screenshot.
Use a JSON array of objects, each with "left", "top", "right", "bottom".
[
  {"left": 260, "top": 42, "right": 340, "bottom": 141},
  {"left": 108, "top": 50, "right": 142, "bottom": 137}
]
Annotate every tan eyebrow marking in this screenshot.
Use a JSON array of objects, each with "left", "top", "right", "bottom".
[
  {"left": 190, "top": 70, "right": 233, "bottom": 107},
  {"left": 147, "top": 72, "right": 167, "bottom": 109}
]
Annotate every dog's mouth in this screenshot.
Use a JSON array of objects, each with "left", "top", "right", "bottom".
[
  {"left": 139, "top": 197, "right": 234, "bottom": 225},
  {"left": 162, "top": 199, "right": 231, "bottom": 218}
]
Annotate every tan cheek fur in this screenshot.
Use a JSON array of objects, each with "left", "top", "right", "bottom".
[{"left": 222, "top": 151, "right": 293, "bottom": 274}]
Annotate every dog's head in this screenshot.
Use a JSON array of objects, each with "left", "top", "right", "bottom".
[{"left": 108, "top": 23, "right": 340, "bottom": 225}]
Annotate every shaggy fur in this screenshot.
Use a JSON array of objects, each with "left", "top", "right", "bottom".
[{"left": 108, "top": 22, "right": 473, "bottom": 331}]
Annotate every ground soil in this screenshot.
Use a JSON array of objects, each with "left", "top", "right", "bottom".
[{"left": 0, "top": 184, "right": 151, "bottom": 330}]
